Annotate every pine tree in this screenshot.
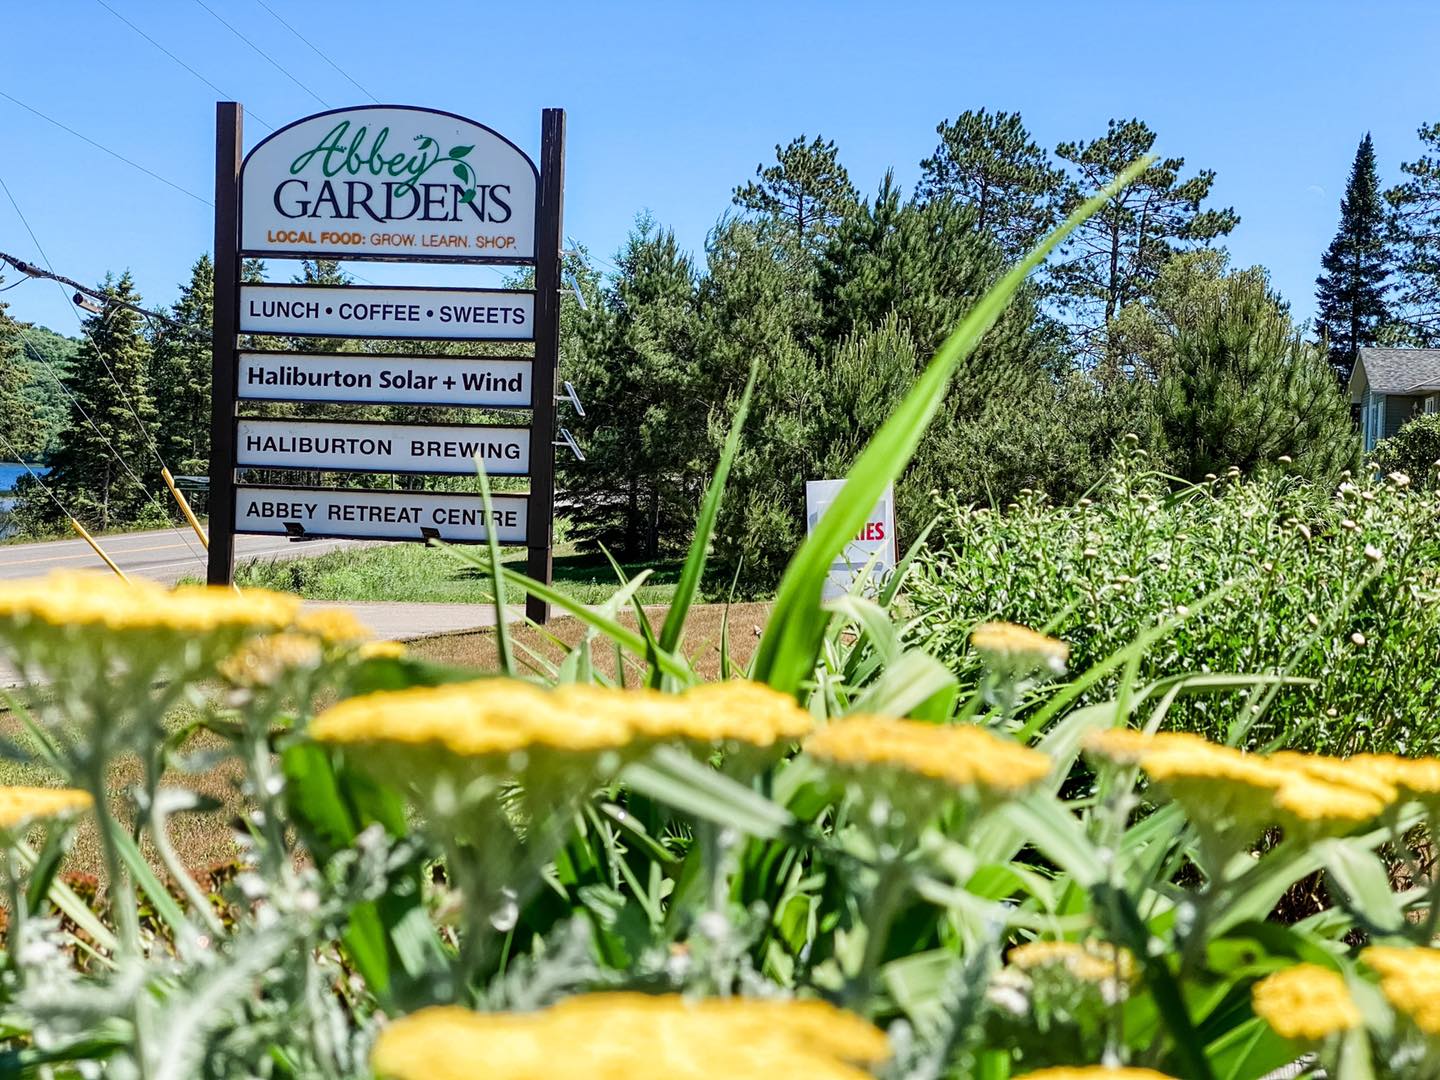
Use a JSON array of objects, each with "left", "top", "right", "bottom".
[
  {"left": 1157, "top": 271, "right": 1358, "bottom": 481},
  {"left": 567, "top": 217, "right": 701, "bottom": 558},
  {"left": 1315, "top": 134, "right": 1390, "bottom": 379},
  {"left": 0, "top": 279, "right": 33, "bottom": 457},
  {"left": 152, "top": 255, "right": 214, "bottom": 474},
  {"left": 40, "top": 273, "right": 161, "bottom": 530},
  {"left": 918, "top": 108, "right": 1064, "bottom": 260},
  {"left": 733, "top": 135, "right": 856, "bottom": 261},
  {"left": 1052, "top": 119, "right": 1239, "bottom": 366},
  {"left": 1385, "top": 123, "right": 1440, "bottom": 344}
]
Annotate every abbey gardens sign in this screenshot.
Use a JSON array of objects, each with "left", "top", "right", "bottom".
[{"left": 209, "top": 104, "right": 566, "bottom": 623}]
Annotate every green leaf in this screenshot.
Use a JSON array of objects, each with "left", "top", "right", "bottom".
[
  {"left": 452, "top": 163, "right": 468, "bottom": 182},
  {"left": 658, "top": 362, "right": 756, "bottom": 659},
  {"left": 471, "top": 457, "right": 514, "bottom": 676},
  {"left": 847, "top": 649, "right": 957, "bottom": 721},
  {"left": 1319, "top": 839, "right": 1407, "bottom": 936},
  {"left": 459, "top": 187, "right": 475, "bottom": 203},
  {"left": 449, "top": 144, "right": 473, "bottom": 158},
  {"left": 621, "top": 746, "right": 793, "bottom": 839},
  {"left": 751, "top": 155, "right": 1155, "bottom": 697}
]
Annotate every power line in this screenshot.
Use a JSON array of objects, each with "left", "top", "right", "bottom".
[
  {"left": 0, "top": 249, "right": 203, "bottom": 339},
  {"left": 1, "top": 174, "right": 176, "bottom": 478},
  {"left": 91, "top": 0, "right": 275, "bottom": 132},
  {"left": 0, "top": 89, "right": 212, "bottom": 207},
  {"left": 192, "top": 0, "right": 330, "bottom": 109},
  {"left": 0, "top": 175, "right": 207, "bottom": 568},
  {"left": 251, "top": 0, "right": 378, "bottom": 103}
]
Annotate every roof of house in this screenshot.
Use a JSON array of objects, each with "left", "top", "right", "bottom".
[{"left": 1350, "top": 347, "right": 1440, "bottom": 401}]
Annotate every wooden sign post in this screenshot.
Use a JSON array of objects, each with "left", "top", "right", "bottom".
[{"left": 208, "top": 103, "right": 565, "bottom": 624}]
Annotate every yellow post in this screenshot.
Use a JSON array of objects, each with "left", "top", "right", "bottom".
[
  {"left": 162, "top": 467, "right": 210, "bottom": 550},
  {"left": 69, "top": 518, "right": 130, "bottom": 582}
]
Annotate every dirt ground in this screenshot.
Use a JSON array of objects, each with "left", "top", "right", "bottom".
[{"left": 7, "top": 602, "right": 773, "bottom": 882}]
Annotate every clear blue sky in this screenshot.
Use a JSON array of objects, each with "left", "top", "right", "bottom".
[{"left": 2, "top": 1, "right": 1438, "bottom": 335}]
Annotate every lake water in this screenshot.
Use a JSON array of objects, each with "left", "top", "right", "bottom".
[{"left": 0, "top": 463, "right": 48, "bottom": 536}]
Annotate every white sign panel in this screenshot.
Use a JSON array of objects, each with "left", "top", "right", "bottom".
[
  {"left": 237, "top": 353, "right": 531, "bottom": 408},
  {"left": 805, "top": 480, "right": 897, "bottom": 602},
  {"left": 236, "top": 419, "right": 529, "bottom": 476},
  {"left": 235, "top": 486, "right": 528, "bottom": 544},
  {"left": 240, "top": 106, "right": 538, "bottom": 262},
  {"left": 239, "top": 285, "right": 533, "bottom": 340}
]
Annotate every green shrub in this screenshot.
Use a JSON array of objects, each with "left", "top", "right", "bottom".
[
  {"left": 907, "top": 447, "right": 1440, "bottom": 755},
  {"left": 1373, "top": 412, "right": 1440, "bottom": 487}
]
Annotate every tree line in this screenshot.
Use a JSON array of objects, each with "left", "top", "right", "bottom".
[{"left": 4, "top": 108, "right": 1437, "bottom": 588}]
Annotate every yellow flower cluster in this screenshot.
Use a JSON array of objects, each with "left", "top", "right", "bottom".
[
  {"left": 0, "top": 786, "right": 92, "bottom": 830},
  {"left": 1007, "top": 940, "right": 1137, "bottom": 985},
  {"left": 371, "top": 994, "right": 888, "bottom": 1080},
  {"left": 0, "top": 572, "right": 298, "bottom": 636},
  {"left": 1083, "top": 728, "right": 1396, "bottom": 835},
  {"left": 1351, "top": 754, "right": 1440, "bottom": 806},
  {"left": 295, "top": 607, "right": 373, "bottom": 644},
  {"left": 1251, "top": 964, "right": 1360, "bottom": 1040},
  {"left": 804, "top": 716, "right": 1050, "bottom": 797},
  {"left": 1018, "top": 1069, "right": 1176, "bottom": 1079},
  {"left": 970, "top": 621, "right": 1070, "bottom": 677},
  {"left": 310, "top": 678, "right": 814, "bottom": 770},
  {"left": 219, "top": 633, "right": 323, "bottom": 687},
  {"left": 1363, "top": 946, "right": 1440, "bottom": 1034}
]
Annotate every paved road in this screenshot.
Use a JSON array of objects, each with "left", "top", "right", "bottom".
[{"left": 0, "top": 528, "right": 372, "bottom": 585}]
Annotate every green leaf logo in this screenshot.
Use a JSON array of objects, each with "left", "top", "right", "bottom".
[
  {"left": 449, "top": 145, "right": 474, "bottom": 159},
  {"left": 452, "top": 163, "right": 469, "bottom": 182},
  {"left": 459, "top": 188, "right": 476, "bottom": 204}
]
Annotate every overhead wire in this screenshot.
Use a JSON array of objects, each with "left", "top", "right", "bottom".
[
  {"left": 191, "top": 0, "right": 330, "bottom": 109},
  {"left": 0, "top": 177, "right": 208, "bottom": 569},
  {"left": 251, "top": 0, "right": 378, "bottom": 103},
  {"left": 0, "top": 89, "right": 212, "bottom": 207},
  {"left": 91, "top": 0, "right": 275, "bottom": 132}
]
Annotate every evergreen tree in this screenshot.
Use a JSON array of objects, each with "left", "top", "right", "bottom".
[
  {"left": 733, "top": 135, "right": 856, "bottom": 261},
  {"left": 567, "top": 217, "right": 701, "bottom": 558},
  {"left": 39, "top": 273, "right": 161, "bottom": 530},
  {"left": 1315, "top": 134, "right": 1390, "bottom": 379},
  {"left": 152, "top": 255, "right": 214, "bottom": 474},
  {"left": 918, "top": 108, "right": 1064, "bottom": 260},
  {"left": 1384, "top": 123, "right": 1440, "bottom": 344},
  {"left": 1052, "top": 119, "right": 1239, "bottom": 366},
  {"left": 15, "top": 326, "right": 79, "bottom": 458},
  {"left": 0, "top": 279, "right": 33, "bottom": 457},
  {"left": 1156, "top": 271, "right": 1358, "bottom": 481}
]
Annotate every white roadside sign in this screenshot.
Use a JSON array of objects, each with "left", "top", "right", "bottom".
[
  {"left": 236, "top": 419, "right": 530, "bottom": 475},
  {"left": 239, "top": 105, "right": 538, "bottom": 262},
  {"left": 234, "top": 486, "right": 529, "bottom": 544},
  {"left": 804, "top": 480, "right": 898, "bottom": 602},
  {"left": 237, "top": 353, "right": 531, "bottom": 408},
  {"left": 239, "top": 285, "right": 534, "bottom": 340}
]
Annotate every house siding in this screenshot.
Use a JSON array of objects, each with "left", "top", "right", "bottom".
[{"left": 1384, "top": 394, "right": 1426, "bottom": 440}]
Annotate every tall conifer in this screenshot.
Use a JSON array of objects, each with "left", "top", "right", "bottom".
[{"left": 1315, "top": 134, "right": 1390, "bottom": 378}]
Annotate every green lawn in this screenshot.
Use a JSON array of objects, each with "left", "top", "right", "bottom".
[{"left": 230, "top": 540, "right": 684, "bottom": 607}]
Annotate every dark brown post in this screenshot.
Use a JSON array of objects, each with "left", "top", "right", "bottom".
[
  {"left": 526, "top": 108, "right": 565, "bottom": 623},
  {"left": 207, "top": 102, "right": 242, "bottom": 585}
]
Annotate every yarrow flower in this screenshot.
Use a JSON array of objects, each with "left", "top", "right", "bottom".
[
  {"left": 1362, "top": 946, "right": 1440, "bottom": 1034},
  {"left": 1007, "top": 939, "right": 1137, "bottom": 986},
  {"left": 309, "top": 678, "right": 815, "bottom": 789},
  {"left": 1083, "top": 730, "right": 1394, "bottom": 836},
  {"left": 0, "top": 786, "right": 92, "bottom": 832},
  {"left": 219, "top": 633, "right": 323, "bottom": 688},
  {"left": 370, "top": 994, "right": 889, "bottom": 1080},
  {"left": 970, "top": 622, "right": 1069, "bottom": 678},
  {"left": 804, "top": 716, "right": 1050, "bottom": 799},
  {"left": 294, "top": 606, "right": 373, "bottom": 644},
  {"left": 0, "top": 572, "right": 298, "bottom": 637},
  {"left": 1251, "top": 964, "right": 1360, "bottom": 1041}
]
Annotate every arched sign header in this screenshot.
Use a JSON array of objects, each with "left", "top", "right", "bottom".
[{"left": 239, "top": 106, "right": 539, "bottom": 264}]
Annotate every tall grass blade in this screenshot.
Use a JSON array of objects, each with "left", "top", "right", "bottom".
[
  {"left": 659, "top": 362, "right": 758, "bottom": 658},
  {"left": 470, "top": 454, "right": 514, "bottom": 676},
  {"left": 751, "top": 156, "right": 1155, "bottom": 695}
]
